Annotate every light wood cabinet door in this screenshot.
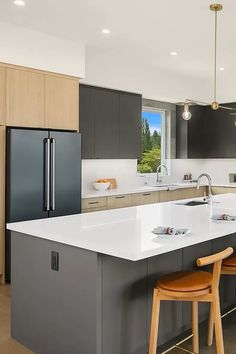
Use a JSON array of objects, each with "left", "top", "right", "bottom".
[
  {"left": 159, "top": 190, "right": 169, "bottom": 202},
  {"left": 6, "top": 68, "right": 44, "bottom": 128},
  {"left": 212, "top": 187, "right": 228, "bottom": 195},
  {"left": 184, "top": 186, "right": 206, "bottom": 199},
  {"left": 0, "top": 228, "right": 3, "bottom": 276},
  {"left": 168, "top": 189, "right": 187, "bottom": 201},
  {"left": 0, "top": 67, "right": 5, "bottom": 125},
  {"left": 45, "top": 75, "right": 79, "bottom": 131},
  {"left": 107, "top": 194, "right": 134, "bottom": 210},
  {"left": 0, "top": 126, "right": 5, "bottom": 228},
  {"left": 132, "top": 191, "right": 159, "bottom": 206},
  {"left": 82, "top": 197, "right": 107, "bottom": 212}
]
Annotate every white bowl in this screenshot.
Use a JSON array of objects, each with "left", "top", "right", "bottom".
[{"left": 93, "top": 182, "right": 111, "bottom": 191}]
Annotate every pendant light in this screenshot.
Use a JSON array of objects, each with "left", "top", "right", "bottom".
[
  {"left": 182, "top": 103, "right": 192, "bottom": 120},
  {"left": 181, "top": 4, "right": 236, "bottom": 120}
]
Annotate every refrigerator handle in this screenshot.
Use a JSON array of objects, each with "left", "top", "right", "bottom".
[
  {"left": 50, "top": 138, "right": 56, "bottom": 211},
  {"left": 44, "top": 138, "right": 51, "bottom": 211}
]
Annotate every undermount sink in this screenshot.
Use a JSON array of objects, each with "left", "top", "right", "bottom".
[
  {"left": 151, "top": 184, "right": 179, "bottom": 188},
  {"left": 176, "top": 200, "right": 209, "bottom": 207}
]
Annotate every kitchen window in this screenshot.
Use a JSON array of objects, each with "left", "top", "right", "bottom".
[{"left": 137, "top": 107, "right": 169, "bottom": 173}]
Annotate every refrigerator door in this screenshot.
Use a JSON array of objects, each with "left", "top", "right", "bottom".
[
  {"left": 6, "top": 128, "right": 49, "bottom": 222},
  {"left": 6, "top": 128, "right": 49, "bottom": 281},
  {"left": 49, "top": 131, "right": 81, "bottom": 217}
]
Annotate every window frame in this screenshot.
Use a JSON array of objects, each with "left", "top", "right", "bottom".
[{"left": 137, "top": 106, "right": 171, "bottom": 176}]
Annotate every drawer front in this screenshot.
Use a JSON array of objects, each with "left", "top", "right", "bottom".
[
  {"left": 82, "top": 207, "right": 106, "bottom": 213},
  {"left": 133, "top": 191, "right": 159, "bottom": 206},
  {"left": 82, "top": 197, "right": 107, "bottom": 210},
  {"left": 107, "top": 194, "right": 133, "bottom": 209}
]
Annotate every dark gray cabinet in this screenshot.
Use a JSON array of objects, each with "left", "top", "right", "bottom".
[
  {"left": 119, "top": 92, "right": 142, "bottom": 158},
  {"left": 80, "top": 85, "right": 142, "bottom": 159},
  {"left": 94, "top": 88, "right": 119, "bottom": 158},
  {"left": 176, "top": 105, "right": 206, "bottom": 158},
  {"left": 176, "top": 102, "right": 236, "bottom": 158}
]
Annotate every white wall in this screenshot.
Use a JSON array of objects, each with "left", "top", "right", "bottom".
[
  {"left": 81, "top": 46, "right": 211, "bottom": 103},
  {"left": 82, "top": 158, "right": 236, "bottom": 195},
  {"left": 82, "top": 160, "right": 140, "bottom": 194},
  {"left": 0, "top": 21, "right": 85, "bottom": 77},
  {"left": 170, "top": 159, "right": 236, "bottom": 185}
]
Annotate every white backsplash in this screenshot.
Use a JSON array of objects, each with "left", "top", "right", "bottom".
[
  {"left": 82, "top": 159, "right": 236, "bottom": 195},
  {"left": 82, "top": 160, "right": 140, "bottom": 194}
]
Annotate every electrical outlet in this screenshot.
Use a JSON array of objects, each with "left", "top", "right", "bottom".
[{"left": 51, "top": 251, "right": 59, "bottom": 271}]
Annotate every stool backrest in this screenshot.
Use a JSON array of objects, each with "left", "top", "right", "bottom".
[{"left": 196, "top": 247, "right": 234, "bottom": 292}]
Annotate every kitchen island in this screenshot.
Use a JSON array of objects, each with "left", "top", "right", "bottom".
[{"left": 7, "top": 194, "right": 236, "bottom": 354}]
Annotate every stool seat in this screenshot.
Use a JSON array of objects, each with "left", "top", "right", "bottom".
[
  {"left": 222, "top": 254, "right": 236, "bottom": 267},
  {"left": 157, "top": 271, "right": 212, "bottom": 292}
]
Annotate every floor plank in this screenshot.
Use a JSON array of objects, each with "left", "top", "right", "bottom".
[{"left": 0, "top": 285, "right": 34, "bottom": 354}]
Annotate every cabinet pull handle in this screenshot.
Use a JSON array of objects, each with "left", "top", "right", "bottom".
[
  {"left": 115, "top": 196, "right": 125, "bottom": 199},
  {"left": 142, "top": 193, "right": 151, "bottom": 196},
  {"left": 88, "top": 201, "right": 99, "bottom": 205}
]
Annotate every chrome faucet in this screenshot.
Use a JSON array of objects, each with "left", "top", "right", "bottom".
[
  {"left": 156, "top": 164, "right": 168, "bottom": 184},
  {"left": 197, "top": 173, "right": 212, "bottom": 202}
]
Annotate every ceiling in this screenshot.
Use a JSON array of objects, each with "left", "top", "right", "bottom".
[{"left": 1, "top": 0, "right": 236, "bottom": 103}]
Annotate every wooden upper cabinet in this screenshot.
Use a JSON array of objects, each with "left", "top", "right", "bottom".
[
  {"left": 0, "top": 68, "right": 5, "bottom": 125},
  {"left": 6, "top": 68, "right": 45, "bottom": 128},
  {"left": 45, "top": 75, "right": 79, "bottom": 131}
]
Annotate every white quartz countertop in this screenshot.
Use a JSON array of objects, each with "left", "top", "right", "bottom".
[
  {"left": 82, "top": 182, "right": 200, "bottom": 199},
  {"left": 82, "top": 182, "right": 236, "bottom": 199},
  {"left": 7, "top": 194, "right": 236, "bottom": 261}
]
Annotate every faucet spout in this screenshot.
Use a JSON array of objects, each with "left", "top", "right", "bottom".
[
  {"left": 156, "top": 164, "right": 168, "bottom": 184},
  {"left": 197, "top": 173, "right": 212, "bottom": 201}
]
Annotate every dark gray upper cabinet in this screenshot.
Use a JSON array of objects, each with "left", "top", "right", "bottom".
[
  {"left": 119, "top": 92, "right": 142, "bottom": 159},
  {"left": 79, "top": 85, "right": 95, "bottom": 158},
  {"left": 80, "top": 84, "right": 142, "bottom": 159},
  {"left": 176, "top": 105, "right": 206, "bottom": 158},
  {"left": 176, "top": 102, "right": 236, "bottom": 158},
  {"left": 94, "top": 88, "right": 119, "bottom": 159}
]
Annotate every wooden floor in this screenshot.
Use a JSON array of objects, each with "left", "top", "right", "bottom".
[
  {"left": 157, "top": 309, "right": 236, "bottom": 354},
  {"left": 0, "top": 284, "right": 235, "bottom": 354},
  {"left": 0, "top": 285, "right": 34, "bottom": 354}
]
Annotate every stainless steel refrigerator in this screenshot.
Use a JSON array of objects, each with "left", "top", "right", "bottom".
[{"left": 6, "top": 128, "right": 81, "bottom": 280}]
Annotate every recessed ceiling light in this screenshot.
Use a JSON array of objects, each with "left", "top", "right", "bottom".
[
  {"left": 219, "top": 67, "right": 225, "bottom": 71},
  {"left": 101, "top": 29, "right": 110, "bottom": 34},
  {"left": 13, "top": 0, "right": 25, "bottom": 6},
  {"left": 170, "top": 51, "right": 178, "bottom": 56}
]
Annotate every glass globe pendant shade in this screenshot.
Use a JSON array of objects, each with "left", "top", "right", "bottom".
[{"left": 182, "top": 103, "right": 192, "bottom": 120}]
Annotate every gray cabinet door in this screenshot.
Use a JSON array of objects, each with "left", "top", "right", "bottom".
[
  {"left": 94, "top": 88, "right": 120, "bottom": 158},
  {"left": 119, "top": 92, "right": 142, "bottom": 159},
  {"left": 79, "top": 85, "right": 95, "bottom": 158},
  {"left": 80, "top": 85, "right": 142, "bottom": 159}
]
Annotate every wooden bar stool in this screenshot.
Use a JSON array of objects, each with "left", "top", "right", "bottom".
[
  {"left": 208, "top": 253, "right": 236, "bottom": 348},
  {"left": 149, "top": 247, "right": 233, "bottom": 354}
]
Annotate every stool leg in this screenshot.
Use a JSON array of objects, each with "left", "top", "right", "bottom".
[
  {"left": 149, "top": 288, "right": 160, "bottom": 354},
  {"left": 212, "top": 293, "right": 224, "bottom": 354},
  {"left": 207, "top": 302, "right": 214, "bottom": 346},
  {"left": 192, "top": 301, "right": 199, "bottom": 354}
]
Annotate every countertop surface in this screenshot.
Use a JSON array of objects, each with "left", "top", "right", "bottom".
[
  {"left": 7, "top": 193, "right": 236, "bottom": 261},
  {"left": 82, "top": 182, "right": 236, "bottom": 199},
  {"left": 82, "top": 182, "right": 201, "bottom": 199}
]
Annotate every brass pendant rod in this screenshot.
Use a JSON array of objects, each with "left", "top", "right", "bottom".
[{"left": 213, "top": 9, "right": 218, "bottom": 103}]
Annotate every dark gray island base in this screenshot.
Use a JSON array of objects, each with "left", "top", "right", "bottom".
[{"left": 11, "top": 232, "right": 236, "bottom": 354}]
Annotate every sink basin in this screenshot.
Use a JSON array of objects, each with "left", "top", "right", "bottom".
[
  {"left": 176, "top": 200, "right": 208, "bottom": 207},
  {"left": 151, "top": 184, "right": 179, "bottom": 188}
]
